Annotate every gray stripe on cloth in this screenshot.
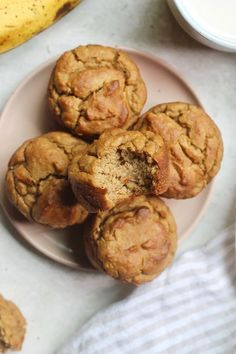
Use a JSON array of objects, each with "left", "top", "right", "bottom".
[
  {"left": 95, "top": 291, "right": 236, "bottom": 354},
  {"left": 129, "top": 304, "right": 236, "bottom": 354},
  {"left": 69, "top": 251, "right": 236, "bottom": 349}
]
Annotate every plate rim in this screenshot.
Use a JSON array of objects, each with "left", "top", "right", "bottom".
[{"left": 0, "top": 46, "right": 214, "bottom": 269}]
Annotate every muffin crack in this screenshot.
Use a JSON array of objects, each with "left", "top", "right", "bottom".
[
  {"left": 72, "top": 48, "right": 117, "bottom": 69},
  {"left": 11, "top": 171, "right": 32, "bottom": 211},
  {"left": 73, "top": 85, "right": 108, "bottom": 128},
  {"left": 45, "top": 137, "right": 73, "bottom": 160},
  {"left": 12, "top": 171, "right": 67, "bottom": 220},
  {"left": 31, "top": 174, "right": 67, "bottom": 220},
  {"left": 96, "top": 205, "right": 160, "bottom": 242}
]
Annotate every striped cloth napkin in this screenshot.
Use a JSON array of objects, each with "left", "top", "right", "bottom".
[{"left": 58, "top": 224, "right": 236, "bottom": 354}]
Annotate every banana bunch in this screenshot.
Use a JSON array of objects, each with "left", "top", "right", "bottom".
[{"left": 0, "top": 0, "right": 81, "bottom": 54}]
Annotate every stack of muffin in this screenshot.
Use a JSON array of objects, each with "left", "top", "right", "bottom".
[{"left": 5, "top": 45, "right": 223, "bottom": 285}]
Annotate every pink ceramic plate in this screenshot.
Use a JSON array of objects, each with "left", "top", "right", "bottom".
[{"left": 0, "top": 48, "right": 213, "bottom": 269}]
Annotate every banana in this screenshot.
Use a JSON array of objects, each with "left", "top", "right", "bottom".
[{"left": 0, "top": 0, "right": 81, "bottom": 54}]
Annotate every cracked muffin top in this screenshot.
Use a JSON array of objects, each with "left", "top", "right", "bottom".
[
  {"left": 0, "top": 295, "right": 26, "bottom": 352},
  {"left": 5, "top": 131, "right": 88, "bottom": 228},
  {"left": 134, "top": 102, "right": 223, "bottom": 199},
  {"left": 48, "top": 44, "right": 147, "bottom": 137},
  {"left": 69, "top": 129, "right": 170, "bottom": 212},
  {"left": 84, "top": 195, "right": 177, "bottom": 285}
]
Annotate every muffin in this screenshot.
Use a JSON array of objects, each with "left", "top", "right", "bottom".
[
  {"left": 134, "top": 102, "right": 223, "bottom": 199},
  {"left": 6, "top": 132, "right": 88, "bottom": 228},
  {"left": 84, "top": 195, "right": 177, "bottom": 285},
  {"left": 48, "top": 44, "right": 147, "bottom": 137},
  {"left": 0, "top": 295, "right": 26, "bottom": 352},
  {"left": 69, "top": 129, "right": 169, "bottom": 212}
]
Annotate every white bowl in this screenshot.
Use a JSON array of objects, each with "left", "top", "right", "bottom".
[{"left": 167, "top": 0, "right": 236, "bottom": 52}]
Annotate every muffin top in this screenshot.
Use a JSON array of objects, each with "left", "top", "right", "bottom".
[
  {"left": 135, "top": 102, "right": 223, "bottom": 198},
  {"left": 48, "top": 45, "right": 147, "bottom": 137},
  {"left": 84, "top": 195, "right": 177, "bottom": 284},
  {"left": 6, "top": 131, "right": 88, "bottom": 228},
  {"left": 69, "top": 128, "right": 169, "bottom": 212}
]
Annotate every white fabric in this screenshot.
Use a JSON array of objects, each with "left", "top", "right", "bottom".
[{"left": 58, "top": 224, "right": 236, "bottom": 354}]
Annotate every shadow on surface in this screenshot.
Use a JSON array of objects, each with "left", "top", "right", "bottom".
[{"left": 37, "top": 95, "right": 62, "bottom": 133}]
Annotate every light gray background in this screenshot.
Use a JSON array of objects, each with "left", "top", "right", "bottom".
[{"left": 0, "top": 1, "right": 235, "bottom": 353}]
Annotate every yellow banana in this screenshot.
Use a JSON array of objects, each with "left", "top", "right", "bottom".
[{"left": 0, "top": 0, "right": 81, "bottom": 54}]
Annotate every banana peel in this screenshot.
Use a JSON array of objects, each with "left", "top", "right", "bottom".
[{"left": 0, "top": 0, "right": 81, "bottom": 54}]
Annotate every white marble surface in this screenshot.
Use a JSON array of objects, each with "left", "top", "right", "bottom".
[{"left": 0, "top": 1, "right": 235, "bottom": 353}]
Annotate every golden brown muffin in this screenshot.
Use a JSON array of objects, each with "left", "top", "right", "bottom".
[
  {"left": 0, "top": 295, "right": 26, "bottom": 352},
  {"left": 48, "top": 44, "right": 147, "bottom": 137},
  {"left": 134, "top": 102, "right": 223, "bottom": 199},
  {"left": 6, "top": 131, "right": 88, "bottom": 228},
  {"left": 84, "top": 195, "right": 177, "bottom": 285},
  {"left": 69, "top": 129, "right": 169, "bottom": 212}
]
